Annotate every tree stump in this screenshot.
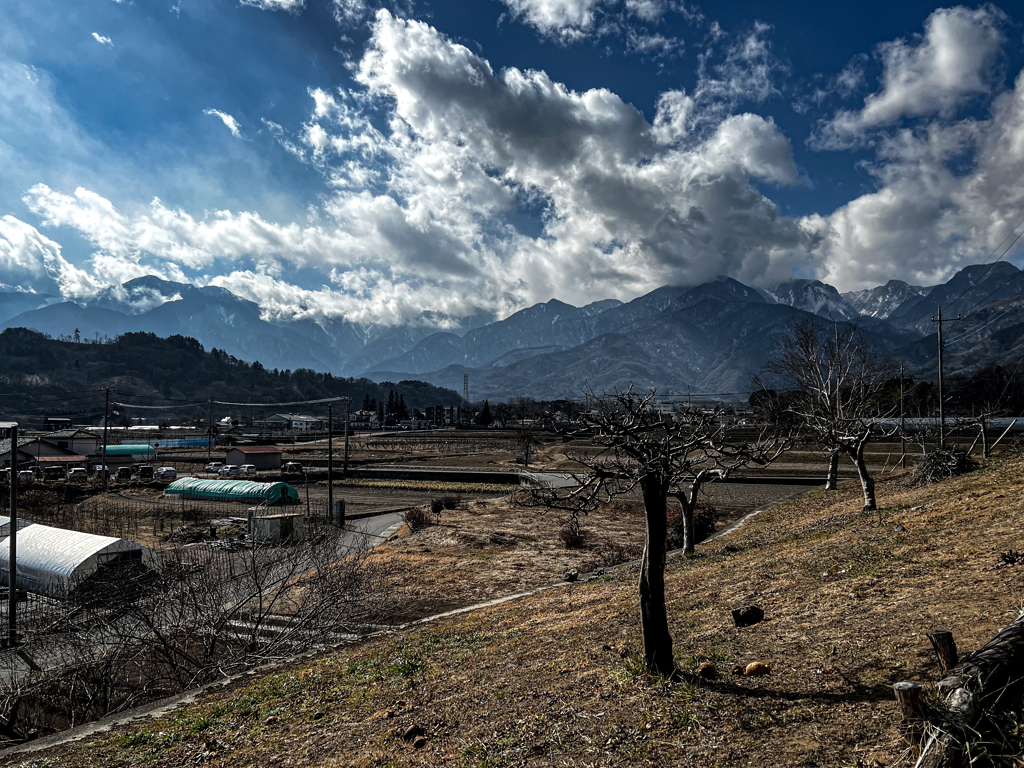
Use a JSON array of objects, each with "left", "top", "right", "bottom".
[
  {"left": 893, "top": 681, "right": 923, "bottom": 722},
  {"left": 927, "top": 630, "right": 958, "bottom": 676}
]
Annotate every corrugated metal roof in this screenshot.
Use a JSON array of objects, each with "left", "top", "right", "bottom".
[
  {"left": 228, "top": 446, "right": 282, "bottom": 454},
  {"left": 164, "top": 478, "right": 299, "bottom": 505}
]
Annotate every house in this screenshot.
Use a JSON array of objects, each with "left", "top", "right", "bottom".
[
  {"left": 0, "top": 438, "right": 87, "bottom": 469},
  {"left": 255, "top": 414, "right": 324, "bottom": 431},
  {"left": 348, "top": 410, "right": 380, "bottom": 430},
  {"left": 44, "top": 428, "right": 101, "bottom": 456},
  {"left": 225, "top": 446, "right": 283, "bottom": 470}
]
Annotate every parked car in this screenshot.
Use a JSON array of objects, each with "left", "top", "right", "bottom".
[
  {"left": 17, "top": 470, "right": 34, "bottom": 485},
  {"left": 43, "top": 466, "right": 67, "bottom": 481},
  {"left": 155, "top": 466, "right": 178, "bottom": 479},
  {"left": 218, "top": 464, "right": 240, "bottom": 477},
  {"left": 135, "top": 465, "right": 154, "bottom": 480},
  {"left": 67, "top": 468, "right": 88, "bottom": 482},
  {"left": 282, "top": 462, "right": 302, "bottom": 475},
  {"left": 116, "top": 467, "right": 132, "bottom": 481},
  {"left": 94, "top": 465, "right": 110, "bottom": 479},
  {"left": 205, "top": 461, "right": 223, "bottom": 473},
  {"left": 239, "top": 464, "right": 257, "bottom": 476}
]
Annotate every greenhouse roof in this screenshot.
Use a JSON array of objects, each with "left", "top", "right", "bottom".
[
  {"left": 103, "top": 445, "right": 157, "bottom": 457},
  {"left": 164, "top": 478, "right": 299, "bottom": 505}
]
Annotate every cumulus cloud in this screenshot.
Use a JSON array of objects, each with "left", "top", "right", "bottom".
[
  {"left": 805, "top": 64, "right": 1024, "bottom": 291},
  {"left": 500, "top": 0, "right": 694, "bottom": 47},
  {"left": 813, "top": 5, "right": 1005, "bottom": 149},
  {"left": 17, "top": 11, "right": 812, "bottom": 325},
  {"left": 91, "top": 33, "right": 113, "bottom": 47},
  {"left": 239, "top": 0, "right": 305, "bottom": 12},
  {"left": 203, "top": 108, "right": 243, "bottom": 138}
]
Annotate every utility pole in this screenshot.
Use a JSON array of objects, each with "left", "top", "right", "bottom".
[
  {"left": 207, "top": 398, "right": 214, "bottom": 463},
  {"left": 343, "top": 398, "right": 350, "bottom": 475},
  {"left": 899, "top": 361, "right": 906, "bottom": 470},
  {"left": 327, "top": 404, "right": 333, "bottom": 524},
  {"left": 98, "top": 388, "right": 111, "bottom": 490},
  {"left": 2, "top": 421, "right": 18, "bottom": 648},
  {"left": 931, "top": 305, "right": 962, "bottom": 449}
]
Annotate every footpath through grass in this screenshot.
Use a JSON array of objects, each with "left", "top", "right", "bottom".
[{"left": 7, "top": 454, "right": 1024, "bottom": 767}]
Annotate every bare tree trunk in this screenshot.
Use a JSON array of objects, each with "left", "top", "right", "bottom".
[
  {"left": 681, "top": 497, "right": 695, "bottom": 555},
  {"left": 825, "top": 449, "right": 839, "bottom": 490},
  {"left": 639, "top": 475, "right": 675, "bottom": 677},
  {"left": 847, "top": 445, "right": 876, "bottom": 511}
]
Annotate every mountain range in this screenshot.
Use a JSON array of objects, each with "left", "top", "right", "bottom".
[{"left": 3, "top": 262, "right": 1024, "bottom": 401}]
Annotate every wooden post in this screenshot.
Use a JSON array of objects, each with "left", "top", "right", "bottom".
[
  {"left": 893, "top": 681, "right": 923, "bottom": 721},
  {"left": 928, "top": 630, "right": 958, "bottom": 676}
]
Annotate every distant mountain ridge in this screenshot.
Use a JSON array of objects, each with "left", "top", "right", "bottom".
[{"left": 3, "top": 264, "right": 1024, "bottom": 399}]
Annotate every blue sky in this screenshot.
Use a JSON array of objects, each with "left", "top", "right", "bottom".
[{"left": 2, "top": 0, "right": 1024, "bottom": 327}]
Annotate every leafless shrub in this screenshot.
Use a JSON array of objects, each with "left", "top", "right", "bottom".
[
  {"left": 903, "top": 448, "right": 978, "bottom": 488},
  {"left": 404, "top": 506, "right": 434, "bottom": 531},
  {"left": 558, "top": 525, "right": 587, "bottom": 549}
]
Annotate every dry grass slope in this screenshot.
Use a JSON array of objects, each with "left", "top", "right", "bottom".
[{"left": 7, "top": 454, "right": 1024, "bottom": 767}]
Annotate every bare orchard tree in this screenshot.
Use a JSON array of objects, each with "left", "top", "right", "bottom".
[
  {"left": 524, "top": 388, "right": 789, "bottom": 676},
  {"left": 761, "top": 318, "right": 895, "bottom": 512},
  {"left": 0, "top": 526, "right": 392, "bottom": 739}
]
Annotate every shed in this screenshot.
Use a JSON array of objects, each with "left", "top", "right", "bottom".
[
  {"left": 164, "top": 478, "right": 299, "bottom": 505},
  {"left": 0, "top": 525, "right": 154, "bottom": 599},
  {"left": 225, "top": 446, "right": 282, "bottom": 470}
]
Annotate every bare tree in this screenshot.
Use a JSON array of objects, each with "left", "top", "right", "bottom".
[
  {"left": 524, "top": 388, "right": 789, "bottom": 676},
  {"left": 761, "top": 318, "right": 895, "bottom": 511},
  {"left": 0, "top": 525, "right": 392, "bottom": 739}
]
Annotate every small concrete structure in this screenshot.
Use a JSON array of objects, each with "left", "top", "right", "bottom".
[{"left": 249, "top": 511, "right": 305, "bottom": 543}]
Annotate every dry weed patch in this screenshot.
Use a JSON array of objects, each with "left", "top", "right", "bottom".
[{"left": 8, "top": 455, "right": 1024, "bottom": 766}]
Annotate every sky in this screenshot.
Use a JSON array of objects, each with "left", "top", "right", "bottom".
[{"left": 2, "top": 0, "right": 1024, "bottom": 328}]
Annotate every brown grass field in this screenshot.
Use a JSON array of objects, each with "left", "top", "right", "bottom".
[{"left": 4, "top": 450, "right": 1024, "bottom": 767}]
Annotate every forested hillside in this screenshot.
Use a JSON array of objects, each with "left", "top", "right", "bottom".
[{"left": 0, "top": 328, "right": 461, "bottom": 423}]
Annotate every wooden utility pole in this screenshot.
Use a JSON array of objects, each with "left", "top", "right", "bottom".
[
  {"left": 1, "top": 422, "right": 18, "bottom": 648},
  {"left": 98, "top": 388, "right": 111, "bottom": 489},
  {"left": 207, "top": 398, "right": 214, "bottom": 462},
  {"left": 931, "top": 305, "right": 961, "bottom": 449},
  {"left": 899, "top": 361, "right": 906, "bottom": 470},
  {"left": 343, "top": 399, "right": 350, "bottom": 475},
  {"left": 327, "top": 404, "right": 333, "bottom": 524}
]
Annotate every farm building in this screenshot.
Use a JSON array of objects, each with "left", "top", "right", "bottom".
[
  {"left": 0, "top": 438, "right": 86, "bottom": 469},
  {"left": 0, "top": 524, "right": 154, "bottom": 599},
  {"left": 164, "top": 478, "right": 299, "bottom": 505},
  {"left": 225, "top": 446, "right": 282, "bottom": 470}
]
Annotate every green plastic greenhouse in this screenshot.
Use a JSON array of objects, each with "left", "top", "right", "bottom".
[
  {"left": 164, "top": 478, "right": 300, "bottom": 505},
  {"left": 102, "top": 445, "right": 157, "bottom": 458}
]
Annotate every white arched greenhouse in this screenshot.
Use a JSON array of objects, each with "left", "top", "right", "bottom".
[{"left": 0, "top": 524, "right": 155, "bottom": 599}]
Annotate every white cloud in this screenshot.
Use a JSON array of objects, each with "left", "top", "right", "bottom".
[
  {"left": 805, "top": 65, "right": 1024, "bottom": 292},
  {"left": 814, "top": 5, "right": 1005, "bottom": 149},
  {"left": 17, "top": 12, "right": 812, "bottom": 325},
  {"left": 693, "top": 21, "right": 785, "bottom": 122},
  {"left": 203, "top": 109, "right": 243, "bottom": 138},
  {"left": 501, "top": 0, "right": 604, "bottom": 40},
  {"left": 501, "top": 0, "right": 695, "bottom": 41},
  {"left": 239, "top": 0, "right": 305, "bottom": 12},
  {"left": 91, "top": 32, "right": 113, "bottom": 47},
  {"left": 0, "top": 215, "right": 104, "bottom": 298}
]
